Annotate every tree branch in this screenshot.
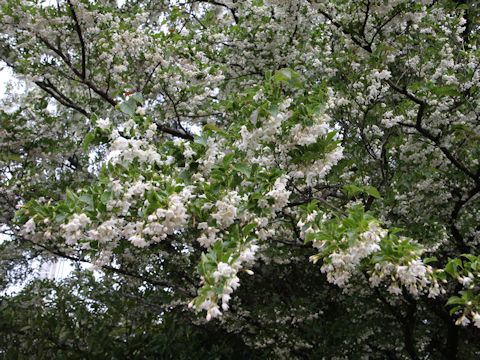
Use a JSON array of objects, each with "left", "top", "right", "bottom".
[
  {"left": 316, "top": 6, "right": 479, "bottom": 184},
  {"left": 35, "top": 79, "right": 89, "bottom": 116},
  {"left": 413, "top": 103, "right": 478, "bottom": 183},
  {"left": 66, "top": 0, "right": 87, "bottom": 80},
  {"left": 22, "top": 238, "right": 193, "bottom": 296}
]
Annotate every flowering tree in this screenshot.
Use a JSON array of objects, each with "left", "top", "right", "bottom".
[{"left": 1, "top": 0, "right": 480, "bottom": 358}]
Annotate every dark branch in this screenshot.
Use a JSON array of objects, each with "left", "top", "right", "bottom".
[
  {"left": 67, "top": 0, "right": 87, "bottom": 80},
  {"left": 35, "top": 79, "right": 89, "bottom": 116},
  {"left": 361, "top": 0, "right": 370, "bottom": 38},
  {"left": 22, "top": 237, "right": 193, "bottom": 296},
  {"left": 197, "top": 0, "right": 239, "bottom": 23},
  {"left": 157, "top": 123, "right": 194, "bottom": 140}
]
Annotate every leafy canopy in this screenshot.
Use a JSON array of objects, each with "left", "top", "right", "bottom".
[{"left": 1, "top": 0, "right": 480, "bottom": 358}]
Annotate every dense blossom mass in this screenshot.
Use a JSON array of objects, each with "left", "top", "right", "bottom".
[{"left": 1, "top": 0, "right": 480, "bottom": 358}]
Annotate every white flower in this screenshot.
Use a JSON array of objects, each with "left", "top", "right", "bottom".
[
  {"left": 455, "top": 315, "right": 470, "bottom": 327},
  {"left": 61, "top": 213, "right": 91, "bottom": 245},
  {"left": 206, "top": 305, "right": 222, "bottom": 321},
  {"left": 372, "top": 69, "right": 392, "bottom": 80},
  {"left": 129, "top": 234, "right": 148, "bottom": 248},
  {"left": 458, "top": 275, "right": 473, "bottom": 288},
  {"left": 238, "top": 244, "right": 259, "bottom": 263},
  {"left": 97, "top": 118, "right": 111, "bottom": 130},
  {"left": 387, "top": 284, "right": 402, "bottom": 295},
  {"left": 211, "top": 192, "right": 240, "bottom": 228},
  {"left": 320, "top": 221, "right": 384, "bottom": 288},
  {"left": 472, "top": 312, "right": 480, "bottom": 329},
  {"left": 266, "top": 176, "right": 291, "bottom": 211},
  {"left": 226, "top": 276, "right": 240, "bottom": 290},
  {"left": 111, "top": 137, "right": 129, "bottom": 151},
  {"left": 23, "top": 218, "right": 36, "bottom": 234},
  {"left": 212, "top": 262, "right": 236, "bottom": 281},
  {"left": 197, "top": 225, "right": 219, "bottom": 248}
]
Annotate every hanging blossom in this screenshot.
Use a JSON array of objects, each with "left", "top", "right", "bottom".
[
  {"left": 211, "top": 191, "right": 242, "bottom": 229},
  {"left": 60, "top": 213, "right": 91, "bottom": 245},
  {"left": 302, "top": 203, "right": 445, "bottom": 299},
  {"left": 109, "top": 135, "right": 162, "bottom": 166},
  {"left": 458, "top": 312, "right": 480, "bottom": 329},
  {"left": 22, "top": 218, "right": 36, "bottom": 234},
  {"left": 87, "top": 218, "right": 125, "bottom": 244},
  {"left": 236, "top": 99, "right": 343, "bottom": 189},
  {"left": 290, "top": 118, "right": 329, "bottom": 146},
  {"left": 316, "top": 221, "right": 386, "bottom": 287},
  {"left": 191, "top": 243, "right": 259, "bottom": 321},
  {"left": 266, "top": 175, "right": 291, "bottom": 211},
  {"left": 143, "top": 190, "right": 191, "bottom": 243},
  {"left": 449, "top": 256, "right": 480, "bottom": 329},
  {"left": 302, "top": 146, "right": 344, "bottom": 187},
  {"left": 369, "top": 258, "right": 443, "bottom": 298},
  {"left": 196, "top": 222, "right": 220, "bottom": 248}
]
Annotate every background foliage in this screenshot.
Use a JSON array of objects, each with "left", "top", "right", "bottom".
[{"left": 1, "top": 0, "right": 480, "bottom": 358}]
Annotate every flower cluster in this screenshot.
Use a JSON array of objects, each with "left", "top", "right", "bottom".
[
  {"left": 211, "top": 191, "right": 242, "bottom": 229},
  {"left": 266, "top": 175, "right": 291, "bottom": 212},
  {"left": 369, "top": 259, "right": 442, "bottom": 298},
  {"left": 318, "top": 221, "right": 386, "bottom": 287},
  {"left": 143, "top": 193, "right": 190, "bottom": 243},
  {"left": 194, "top": 243, "right": 259, "bottom": 321},
  {"left": 60, "top": 213, "right": 91, "bottom": 245}
]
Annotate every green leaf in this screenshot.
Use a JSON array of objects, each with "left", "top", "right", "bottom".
[
  {"left": 423, "top": 256, "right": 438, "bottom": 264},
  {"left": 364, "top": 186, "right": 381, "bottom": 199},
  {"left": 66, "top": 189, "right": 78, "bottom": 202},
  {"left": 445, "top": 258, "right": 462, "bottom": 277},
  {"left": 203, "top": 123, "right": 227, "bottom": 137},
  {"left": 449, "top": 306, "right": 462, "bottom": 316},
  {"left": 233, "top": 163, "right": 251, "bottom": 178},
  {"left": 430, "top": 85, "right": 460, "bottom": 97},
  {"left": 79, "top": 194, "right": 94, "bottom": 211},
  {"left": 342, "top": 184, "right": 363, "bottom": 198},
  {"left": 242, "top": 223, "right": 256, "bottom": 234},
  {"left": 222, "top": 153, "right": 235, "bottom": 166},
  {"left": 273, "top": 68, "right": 301, "bottom": 87},
  {"left": 130, "top": 92, "right": 144, "bottom": 104},
  {"left": 100, "top": 191, "right": 112, "bottom": 205},
  {"left": 0, "top": 152, "right": 21, "bottom": 161},
  {"left": 446, "top": 296, "right": 464, "bottom": 306},
  {"left": 83, "top": 132, "right": 95, "bottom": 151},
  {"left": 118, "top": 99, "right": 136, "bottom": 116},
  {"left": 274, "top": 68, "right": 293, "bottom": 82},
  {"left": 194, "top": 135, "right": 208, "bottom": 146}
]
